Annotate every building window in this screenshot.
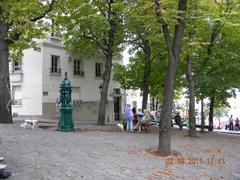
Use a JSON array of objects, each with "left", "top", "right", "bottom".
[
  {"left": 95, "top": 62, "right": 103, "bottom": 77},
  {"left": 12, "top": 85, "right": 22, "bottom": 105},
  {"left": 113, "top": 88, "right": 121, "bottom": 94},
  {"left": 12, "top": 60, "right": 22, "bottom": 73},
  {"left": 50, "top": 55, "right": 61, "bottom": 74},
  {"left": 73, "top": 60, "right": 84, "bottom": 76}
]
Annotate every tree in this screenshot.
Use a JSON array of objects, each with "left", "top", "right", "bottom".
[
  {"left": 154, "top": 0, "right": 188, "bottom": 156},
  {"left": 183, "top": 0, "right": 211, "bottom": 136},
  {"left": 0, "top": 0, "right": 56, "bottom": 123},
  {"left": 113, "top": 47, "right": 168, "bottom": 110},
  {"left": 123, "top": 0, "right": 157, "bottom": 110},
  {"left": 114, "top": 0, "right": 173, "bottom": 110},
  {"left": 56, "top": 0, "right": 125, "bottom": 125},
  {"left": 193, "top": 0, "right": 240, "bottom": 131}
]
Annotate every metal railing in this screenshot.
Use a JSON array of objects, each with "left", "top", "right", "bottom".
[
  {"left": 73, "top": 70, "right": 84, "bottom": 76},
  {"left": 95, "top": 72, "right": 103, "bottom": 78},
  {"left": 50, "top": 67, "right": 61, "bottom": 74},
  {"left": 10, "top": 66, "right": 23, "bottom": 73},
  {"left": 11, "top": 99, "right": 22, "bottom": 105}
]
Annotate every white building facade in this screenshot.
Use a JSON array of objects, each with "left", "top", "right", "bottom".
[{"left": 10, "top": 37, "right": 144, "bottom": 122}]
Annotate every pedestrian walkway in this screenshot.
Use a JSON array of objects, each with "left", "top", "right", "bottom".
[
  {"left": 14, "top": 117, "right": 240, "bottom": 135},
  {"left": 13, "top": 116, "right": 119, "bottom": 132},
  {"left": 0, "top": 123, "right": 239, "bottom": 180}
]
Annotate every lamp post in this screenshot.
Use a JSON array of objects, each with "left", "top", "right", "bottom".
[{"left": 99, "top": 83, "right": 103, "bottom": 94}]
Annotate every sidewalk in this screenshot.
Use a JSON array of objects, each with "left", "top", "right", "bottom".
[
  {"left": 214, "top": 129, "right": 240, "bottom": 135},
  {"left": 0, "top": 120, "right": 240, "bottom": 180},
  {"left": 0, "top": 123, "right": 240, "bottom": 180},
  {"left": 13, "top": 116, "right": 119, "bottom": 131},
  {"left": 13, "top": 117, "right": 240, "bottom": 136}
]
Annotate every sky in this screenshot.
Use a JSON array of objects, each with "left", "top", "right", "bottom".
[
  {"left": 123, "top": 46, "right": 132, "bottom": 65},
  {"left": 227, "top": 93, "right": 240, "bottom": 119}
]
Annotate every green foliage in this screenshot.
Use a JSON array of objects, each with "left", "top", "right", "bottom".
[
  {"left": 180, "top": 0, "right": 240, "bottom": 106},
  {"left": 2, "top": 0, "right": 240, "bottom": 112},
  {"left": 113, "top": 53, "right": 145, "bottom": 90},
  {"left": 55, "top": 0, "right": 125, "bottom": 59},
  {"left": 1, "top": 0, "right": 55, "bottom": 60},
  {"left": 214, "top": 105, "right": 229, "bottom": 119},
  {"left": 117, "top": 0, "right": 168, "bottom": 100},
  {"left": 113, "top": 0, "right": 189, "bottom": 101}
]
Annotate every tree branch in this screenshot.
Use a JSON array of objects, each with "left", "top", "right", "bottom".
[
  {"left": 82, "top": 32, "right": 108, "bottom": 55},
  {"left": 154, "top": 0, "right": 172, "bottom": 52},
  {"left": 172, "top": 0, "right": 188, "bottom": 57},
  {"left": 199, "top": 26, "right": 219, "bottom": 70},
  {"left": 124, "top": 34, "right": 141, "bottom": 44},
  {"left": 7, "top": 0, "right": 56, "bottom": 44},
  {"left": 30, "top": 0, "right": 56, "bottom": 22},
  {"left": 125, "top": 32, "right": 146, "bottom": 51},
  {"left": 92, "top": 0, "right": 108, "bottom": 18},
  {"left": 197, "top": 0, "right": 232, "bottom": 74},
  {"left": 88, "top": 27, "right": 108, "bottom": 51}
]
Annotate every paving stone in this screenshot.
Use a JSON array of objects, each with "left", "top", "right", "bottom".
[{"left": 0, "top": 123, "right": 239, "bottom": 180}]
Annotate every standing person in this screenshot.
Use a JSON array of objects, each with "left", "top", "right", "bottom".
[
  {"left": 56, "top": 98, "right": 61, "bottom": 119},
  {"left": 132, "top": 107, "right": 136, "bottom": 114},
  {"left": 235, "top": 117, "right": 239, "bottom": 131},
  {"left": 132, "top": 107, "right": 138, "bottom": 125},
  {"left": 155, "top": 111, "right": 160, "bottom": 126},
  {"left": 124, "top": 104, "right": 133, "bottom": 132},
  {"left": 229, "top": 115, "right": 234, "bottom": 131},
  {"left": 56, "top": 98, "right": 61, "bottom": 129}
]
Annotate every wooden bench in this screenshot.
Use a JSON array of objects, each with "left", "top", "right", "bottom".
[{"left": 140, "top": 120, "right": 151, "bottom": 132}]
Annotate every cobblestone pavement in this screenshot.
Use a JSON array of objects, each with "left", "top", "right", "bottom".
[{"left": 0, "top": 123, "right": 240, "bottom": 180}]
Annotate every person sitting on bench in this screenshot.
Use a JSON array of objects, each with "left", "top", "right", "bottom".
[{"left": 133, "top": 109, "right": 150, "bottom": 132}]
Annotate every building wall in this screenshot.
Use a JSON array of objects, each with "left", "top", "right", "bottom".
[
  {"left": 41, "top": 38, "right": 66, "bottom": 103},
  {"left": 11, "top": 47, "right": 43, "bottom": 116},
  {"left": 40, "top": 38, "right": 122, "bottom": 122},
  {"left": 10, "top": 37, "right": 140, "bottom": 122},
  {"left": 125, "top": 89, "right": 143, "bottom": 110},
  {"left": 42, "top": 101, "right": 115, "bottom": 123}
]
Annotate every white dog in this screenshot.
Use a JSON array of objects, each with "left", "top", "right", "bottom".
[
  {"left": 21, "top": 119, "right": 38, "bottom": 130},
  {"left": 117, "top": 123, "right": 124, "bottom": 132}
]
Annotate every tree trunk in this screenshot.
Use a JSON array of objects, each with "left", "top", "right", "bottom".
[
  {"left": 0, "top": 21, "right": 13, "bottom": 124},
  {"left": 152, "top": 98, "right": 155, "bottom": 111},
  {"left": 200, "top": 98, "right": 204, "bottom": 132},
  {"left": 97, "top": 53, "right": 112, "bottom": 125},
  {"left": 142, "top": 40, "right": 151, "bottom": 110},
  {"left": 208, "top": 96, "right": 215, "bottom": 131},
  {"left": 97, "top": 1, "right": 116, "bottom": 125},
  {"left": 186, "top": 55, "right": 196, "bottom": 137},
  {"left": 155, "top": 0, "right": 188, "bottom": 156},
  {"left": 158, "top": 52, "right": 177, "bottom": 156},
  {"left": 156, "top": 98, "right": 159, "bottom": 111}
]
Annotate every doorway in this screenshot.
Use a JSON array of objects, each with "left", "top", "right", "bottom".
[{"left": 114, "top": 97, "right": 121, "bottom": 121}]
